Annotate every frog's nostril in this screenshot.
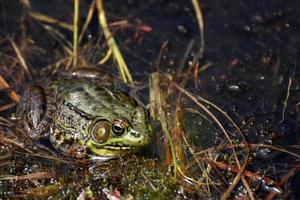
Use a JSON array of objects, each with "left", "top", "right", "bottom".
[{"left": 130, "top": 130, "right": 141, "bottom": 138}]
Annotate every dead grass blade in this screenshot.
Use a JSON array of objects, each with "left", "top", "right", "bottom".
[
  {"left": 195, "top": 143, "right": 300, "bottom": 160},
  {"left": 98, "top": 48, "right": 112, "bottom": 65},
  {"left": 95, "top": 0, "right": 133, "bottom": 84},
  {"left": 0, "top": 171, "right": 55, "bottom": 181},
  {"left": 0, "top": 116, "right": 14, "bottom": 127},
  {"left": 0, "top": 75, "right": 20, "bottom": 102},
  {"left": 169, "top": 79, "right": 254, "bottom": 200},
  {"left": 79, "top": 1, "right": 96, "bottom": 44},
  {"left": 1, "top": 136, "right": 34, "bottom": 154},
  {"left": 73, "top": 0, "right": 80, "bottom": 67},
  {"left": 9, "top": 38, "right": 33, "bottom": 81},
  {"left": 25, "top": 183, "right": 63, "bottom": 198},
  {"left": 0, "top": 102, "right": 18, "bottom": 112},
  {"left": 279, "top": 77, "right": 292, "bottom": 124},
  {"left": 191, "top": 0, "right": 205, "bottom": 64},
  {"left": 28, "top": 11, "right": 73, "bottom": 31},
  {"left": 149, "top": 72, "right": 178, "bottom": 178},
  {"left": 171, "top": 113, "right": 186, "bottom": 172}
]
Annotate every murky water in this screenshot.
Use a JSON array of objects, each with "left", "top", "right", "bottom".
[{"left": 0, "top": 0, "right": 299, "bottom": 199}]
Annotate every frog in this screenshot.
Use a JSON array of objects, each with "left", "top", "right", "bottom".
[{"left": 17, "top": 75, "right": 152, "bottom": 161}]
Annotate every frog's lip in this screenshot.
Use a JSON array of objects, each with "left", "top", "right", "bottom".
[
  {"left": 102, "top": 145, "right": 137, "bottom": 150},
  {"left": 91, "top": 156, "right": 115, "bottom": 161}
]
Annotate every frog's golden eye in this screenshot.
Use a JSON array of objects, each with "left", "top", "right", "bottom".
[
  {"left": 91, "top": 120, "right": 110, "bottom": 143},
  {"left": 112, "top": 119, "right": 128, "bottom": 136}
]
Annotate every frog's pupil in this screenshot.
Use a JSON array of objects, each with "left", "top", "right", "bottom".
[{"left": 112, "top": 124, "right": 124, "bottom": 136}]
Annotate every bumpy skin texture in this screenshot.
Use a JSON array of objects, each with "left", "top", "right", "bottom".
[{"left": 18, "top": 80, "right": 152, "bottom": 159}]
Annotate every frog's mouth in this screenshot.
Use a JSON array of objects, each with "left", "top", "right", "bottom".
[
  {"left": 102, "top": 145, "right": 135, "bottom": 150},
  {"left": 86, "top": 139, "right": 140, "bottom": 158},
  {"left": 90, "top": 140, "right": 140, "bottom": 150}
]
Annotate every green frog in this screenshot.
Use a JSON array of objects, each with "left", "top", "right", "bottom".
[{"left": 17, "top": 77, "right": 152, "bottom": 160}]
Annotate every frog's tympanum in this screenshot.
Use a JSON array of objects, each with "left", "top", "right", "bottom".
[{"left": 17, "top": 79, "right": 152, "bottom": 160}]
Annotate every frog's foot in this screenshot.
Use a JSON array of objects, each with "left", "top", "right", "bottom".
[
  {"left": 68, "top": 143, "right": 88, "bottom": 159},
  {"left": 18, "top": 86, "right": 54, "bottom": 139}
]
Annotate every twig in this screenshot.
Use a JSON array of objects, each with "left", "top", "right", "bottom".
[
  {"left": 155, "top": 40, "right": 169, "bottom": 69},
  {"left": 9, "top": 38, "right": 32, "bottom": 81},
  {"left": 149, "top": 72, "right": 178, "bottom": 178},
  {"left": 28, "top": 12, "right": 73, "bottom": 31},
  {"left": 98, "top": 48, "right": 112, "bottom": 65},
  {"left": 79, "top": 1, "right": 96, "bottom": 44},
  {"left": 0, "top": 172, "right": 55, "bottom": 181},
  {"left": 192, "top": 85, "right": 253, "bottom": 199},
  {"left": 0, "top": 116, "right": 14, "bottom": 127},
  {"left": 0, "top": 75, "right": 20, "bottom": 102},
  {"left": 0, "top": 136, "right": 34, "bottom": 154},
  {"left": 279, "top": 77, "right": 292, "bottom": 124},
  {"left": 177, "top": 38, "right": 195, "bottom": 74},
  {"left": 0, "top": 102, "right": 17, "bottom": 112},
  {"left": 169, "top": 78, "right": 253, "bottom": 199},
  {"left": 191, "top": 0, "right": 205, "bottom": 64},
  {"left": 195, "top": 143, "right": 300, "bottom": 160}
]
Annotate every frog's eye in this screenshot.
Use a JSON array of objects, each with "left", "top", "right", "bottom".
[
  {"left": 91, "top": 120, "right": 110, "bottom": 143},
  {"left": 112, "top": 119, "right": 128, "bottom": 136}
]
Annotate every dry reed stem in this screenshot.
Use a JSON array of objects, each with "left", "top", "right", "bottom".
[
  {"left": 181, "top": 130, "right": 210, "bottom": 189},
  {"left": 79, "top": 1, "right": 96, "bottom": 44},
  {"left": 155, "top": 41, "right": 169, "bottom": 68},
  {"left": 177, "top": 39, "right": 195, "bottom": 74},
  {"left": 149, "top": 72, "right": 178, "bottom": 178},
  {"left": 169, "top": 79, "right": 254, "bottom": 199},
  {"left": 191, "top": 0, "right": 205, "bottom": 64},
  {"left": 194, "top": 100, "right": 253, "bottom": 199},
  {"left": 25, "top": 183, "right": 63, "bottom": 197},
  {"left": 196, "top": 158, "right": 276, "bottom": 185},
  {"left": 0, "top": 102, "right": 17, "bottom": 111},
  {"left": 0, "top": 171, "right": 55, "bottom": 181},
  {"left": 0, "top": 116, "right": 14, "bottom": 127},
  {"left": 9, "top": 38, "right": 32, "bottom": 81},
  {"left": 73, "top": 0, "right": 80, "bottom": 67},
  {"left": 95, "top": 0, "right": 133, "bottom": 84},
  {"left": 98, "top": 48, "right": 112, "bottom": 65},
  {"left": 279, "top": 77, "right": 292, "bottom": 124},
  {"left": 171, "top": 116, "right": 187, "bottom": 171},
  {"left": 0, "top": 75, "right": 20, "bottom": 102},
  {"left": 1, "top": 136, "right": 34, "bottom": 154},
  {"left": 28, "top": 12, "right": 73, "bottom": 31},
  {"left": 42, "top": 25, "right": 73, "bottom": 55}
]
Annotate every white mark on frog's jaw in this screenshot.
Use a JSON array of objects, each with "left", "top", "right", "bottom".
[{"left": 91, "top": 156, "right": 114, "bottom": 161}]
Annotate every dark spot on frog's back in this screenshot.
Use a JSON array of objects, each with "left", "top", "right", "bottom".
[
  {"left": 62, "top": 137, "right": 75, "bottom": 146},
  {"left": 92, "top": 86, "right": 109, "bottom": 95},
  {"left": 94, "top": 86, "right": 105, "bottom": 92},
  {"left": 94, "top": 86, "right": 113, "bottom": 99},
  {"left": 70, "top": 86, "right": 85, "bottom": 93},
  {"left": 131, "top": 110, "right": 137, "bottom": 119},
  {"left": 91, "top": 106, "right": 97, "bottom": 112},
  {"left": 83, "top": 91, "right": 90, "bottom": 98},
  {"left": 55, "top": 131, "right": 62, "bottom": 140}
]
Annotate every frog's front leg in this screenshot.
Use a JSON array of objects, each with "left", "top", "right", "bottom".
[{"left": 18, "top": 86, "right": 55, "bottom": 139}]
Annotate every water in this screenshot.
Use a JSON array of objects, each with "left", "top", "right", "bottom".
[{"left": 0, "top": 0, "right": 299, "bottom": 199}]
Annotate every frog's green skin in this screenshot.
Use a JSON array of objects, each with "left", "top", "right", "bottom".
[{"left": 18, "top": 79, "right": 152, "bottom": 160}]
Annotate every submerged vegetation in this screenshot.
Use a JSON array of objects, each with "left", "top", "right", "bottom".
[{"left": 0, "top": 0, "right": 300, "bottom": 199}]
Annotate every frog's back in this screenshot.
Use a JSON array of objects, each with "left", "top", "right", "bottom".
[{"left": 48, "top": 80, "right": 141, "bottom": 125}]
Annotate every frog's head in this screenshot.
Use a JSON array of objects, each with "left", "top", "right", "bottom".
[
  {"left": 86, "top": 105, "right": 152, "bottom": 159},
  {"left": 69, "top": 84, "right": 153, "bottom": 159},
  {"left": 50, "top": 82, "right": 152, "bottom": 160}
]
